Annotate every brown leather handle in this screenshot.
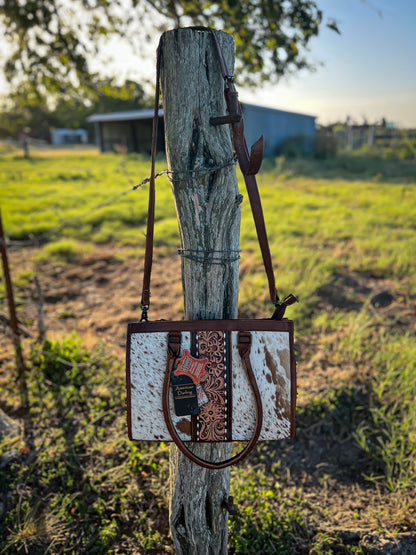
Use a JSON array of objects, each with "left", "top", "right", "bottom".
[{"left": 162, "top": 331, "right": 263, "bottom": 469}]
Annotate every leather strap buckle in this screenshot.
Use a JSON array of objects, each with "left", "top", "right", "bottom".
[
  {"left": 272, "top": 294, "right": 298, "bottom": 320},
  {"left": 140, "top": 305, "right": 149, "bottom": 322}
]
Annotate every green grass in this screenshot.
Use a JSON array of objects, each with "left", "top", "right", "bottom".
[
  {"left": 351, "top": 324, "right": 416, "bottom": 491},
  {"left": 34, "top": 240, "right": 93, "bottom": 263},
  {"left": 229, "top": 464, "right": 365, "bottom": 554},
  {"left": 1, "top": 146, "right": 416, "bottom": 552},
  {"left": 0, "top": 150, "right": 174, "bottom": 247},
  {"left": 1, "top": 335, "right": 171, "bottom": 553},
  {"left": 2, "top": 150, "right": 416, "bottom": 305}
]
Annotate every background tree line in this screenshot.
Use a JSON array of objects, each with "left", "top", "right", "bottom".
[
  {"left": 0, "top": 79, "right": 151, "bottom": 140},
  {"left": 0, "top": 0, "right": 338, "bottom": 140}
]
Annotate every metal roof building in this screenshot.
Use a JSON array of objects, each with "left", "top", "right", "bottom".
[
  {"left": 241, "top": 104, "right": 316, "bottom": 155},
  {"left": 87, "top": 104, "right": 315, "bottom": 156},
  {"left": 51, "top": 128, "right": 88, "bottom": 146}
]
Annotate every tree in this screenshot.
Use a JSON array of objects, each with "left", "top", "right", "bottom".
[
  {"left": 0, "top": 78, "right": 151, "bottom": 139},
  {"left": 0, "top": 0, "right": 340, "bottom": 99}
]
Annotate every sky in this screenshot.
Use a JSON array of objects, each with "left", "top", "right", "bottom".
[
  {"left": 240, "top": 0, "right": 416, "bottom": 127},
  {"left": 90, "top": 0, "right": 416, "bottom": 128},
  {"left": 1, "top": 0, "right": 415, "bottom": 128}
]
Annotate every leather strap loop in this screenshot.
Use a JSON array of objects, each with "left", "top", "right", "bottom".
[{"left": 162, "top": 331, "right": 263, "bottom": 469}]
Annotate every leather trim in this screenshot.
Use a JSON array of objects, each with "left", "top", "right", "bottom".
[
  {"left": 225, "top": 331, "right": 232, "bottom": 441},
  {"left": 190, "top": 331, "right": 232, "bottom": 442},
  {"left": 128, "top": 319, "right": 294, "bottom": 334},
  {"left": 190, "top": 332, "right": 198, "bottom": 442},
  {"left": 289, "top": 324, "right": 297, "bottom": 437},
  {"left": 125, "top": 329, "right": 133, "bottom": 441}
]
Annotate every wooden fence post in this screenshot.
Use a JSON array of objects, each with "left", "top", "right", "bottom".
[
  {"left": 0, "top": 210, "right": 28, "bottom": 408},
  {"left": 159, "top": 28, "right": 239, "bottom": 553}
]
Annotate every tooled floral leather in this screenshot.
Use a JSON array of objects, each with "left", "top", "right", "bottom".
[{"left": 195, "top": 330, "right": 228, "bottom": 441}]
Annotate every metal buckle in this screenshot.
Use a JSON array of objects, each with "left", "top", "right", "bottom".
[{"left": 140, "top": 305, "right": 149, "bottom": 322}]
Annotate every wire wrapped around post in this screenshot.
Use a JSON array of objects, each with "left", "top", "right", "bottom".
[
  {"left": 166, "top": 155, "right": 237, "bottom": 183},
  {"left": 178, "top": 249, "right": 240, "bottom": 265}
]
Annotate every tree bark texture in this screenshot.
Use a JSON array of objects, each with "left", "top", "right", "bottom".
[{"left": 159, "top": 28, "right": 240, "bottom": 554}]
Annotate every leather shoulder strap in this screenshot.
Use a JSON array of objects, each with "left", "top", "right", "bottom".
[
  {"left": 208, "top": 30, "right": 278, "bottom": 305},
  {"left": 140, "top": 39, "right": 161, "bottom": 312},
  {"left": 140, "top": 29, "right": 296, "bottom": 319}
]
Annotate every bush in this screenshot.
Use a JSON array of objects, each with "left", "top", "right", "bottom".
[
  {"left": 314, "top": 130, "right": 338, "bottom": 159},
  {"left": 277, "top": 134, "right": 314, "bottom": 158}
]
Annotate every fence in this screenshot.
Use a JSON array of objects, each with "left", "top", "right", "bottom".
[{"left": 331, "top": 125, "right": 416, "bottom": 154}]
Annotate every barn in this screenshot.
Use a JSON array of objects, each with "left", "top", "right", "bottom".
[
  {"left": 87, "top": 104, "right": 315, "bottom": 156},
  {"left": 87, "top": 109, "right": 164, "bottom": 154}
]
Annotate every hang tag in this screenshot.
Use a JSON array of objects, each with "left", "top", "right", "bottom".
[
  {"left": 171, "top": 372, "right": 199, "bottom": 416},
  {"left": 173, "top": 349, "right": 208, "bottom": 385}
]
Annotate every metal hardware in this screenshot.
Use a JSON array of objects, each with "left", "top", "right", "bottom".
[
  {"left": 272, "top": 294, "right": 298, "bottom": 320},
  {"left": 222, "top": 495, "right": 240, "bottom": 516},
  {"left": 140, "top": 305, "right": 149, "bottom": 322}
]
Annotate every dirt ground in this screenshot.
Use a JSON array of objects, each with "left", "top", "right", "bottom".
[{"left": 2, "top": 244, "right": 416, "bottom": 554}]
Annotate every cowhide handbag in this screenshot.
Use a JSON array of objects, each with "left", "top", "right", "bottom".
[{"left": 126, "top": 28, "right": 297, "bottom": 469}]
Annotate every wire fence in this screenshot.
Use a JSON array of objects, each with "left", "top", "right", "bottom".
[
  {"left": 5, "top": 153, "right": 238, "bottom": 247},
  {"left": 1, "top": 153, "right": 240, "bottom": 370},
  {"left": 6, "top": 167, "right": 169, "bottom": 247}
]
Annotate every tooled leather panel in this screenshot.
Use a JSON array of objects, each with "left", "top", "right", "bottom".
[{"left": 192, "top": 330, "right": 231, "bottom": 442}]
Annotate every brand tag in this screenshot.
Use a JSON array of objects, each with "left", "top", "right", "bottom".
[
  {"left": 173, "top": 349, "right": 208, "bottom": 385},
  {"left": 171, "top": 372, "right": 199, "bottom": 416}
]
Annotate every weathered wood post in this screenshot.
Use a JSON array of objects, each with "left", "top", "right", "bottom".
[
  {"left": 159, "top": 28, "right": 239, "bottom": 553},
  {"left": 0, "top": 210, "right": 28, "bottom": 408}
]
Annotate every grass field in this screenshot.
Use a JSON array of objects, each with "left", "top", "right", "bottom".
[{"left": 1, "top": 145, "right": 415, "bottom": 553}]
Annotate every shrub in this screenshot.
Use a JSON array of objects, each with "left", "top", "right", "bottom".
[
  {"left": 314, "top": 130, "right": 338, "bottom": 159},
  {"left": 277, "top": 134, "right": 314, "bottom": 158}
]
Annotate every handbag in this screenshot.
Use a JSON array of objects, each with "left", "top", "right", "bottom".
[{"left": 126, "top": 28, "right": 297, "bottom": 470}]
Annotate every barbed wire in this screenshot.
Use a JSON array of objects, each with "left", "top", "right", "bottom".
[
  {"left": 47, "top": 169, "right": 169, "bottom": 237},
  {"left": 5, "top": 168, "right": 169, "bottom": 247},
  {"left": 167, "top": 155, "right": 237, "bottom": 182},
  {"left": 6, "top": 155, "right": 238, "bottom": 247},
  {"left": 2, "top": 155, "right": 244, "bottom": 376}
]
